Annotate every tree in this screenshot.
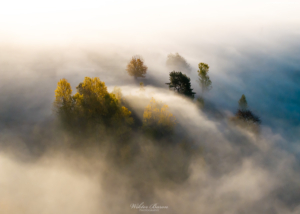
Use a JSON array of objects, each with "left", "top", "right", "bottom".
[
  {"left": 143, "top": 98, "right": 176, "bottom": 137},
  {"left": 231, "top": 94, "right": 261, "bottom": 133},
  {"left": 54, "top": 78, "right": 72, "bottom": 108},
  {"left": 166, "top": 71, "right": 195, "bottom": 99},
  {"left": 54, "top": 77, "right": 133, "bottom": 136},
  {"left": 54, "top": 78, "right": 74, "bottom": 123},
  {"left": 166, "top": 53, "right": 191, "bottom": 73},
  {"left": 74, "top": 77, "right": 133, "bottom": 127},
  {"left": 126, "top": 56, "right": 148, "bottom": 78},
  {"left": 238, "top": 94, "right": 248, "bottom": 110},
  {"left": 235, "top": 110, "right": 261, "bottom": 125},
  {"left": 197, "top": 63, "right": 212, "bottom": 95}
]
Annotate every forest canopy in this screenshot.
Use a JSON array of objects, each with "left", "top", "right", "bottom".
[{"left": 54, "top": 77, "right": 133, "bottom": 136}]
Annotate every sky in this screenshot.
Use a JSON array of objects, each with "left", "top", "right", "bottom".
[{"left": 1, "top": 0, "right": 300, "bottom": 45}]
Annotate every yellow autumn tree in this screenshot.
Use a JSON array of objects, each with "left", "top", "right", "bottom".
[
  {"left": 126, "top": 56, "right": 148, "bottom": 78},
  {"left": 54, "top": 78, "right": 72, "bottom": 109},
  {"left": 54, "top": 77, "right": 133, "bottom": 136},
  {"left": 73, "top": 77, "right": 111, "bottom": 121},
  {"left": 143, "top": 98, "right": 176, "bottom": 137},
  {"left": 54, "top": 78, "right": 74, "bottom": 124}
]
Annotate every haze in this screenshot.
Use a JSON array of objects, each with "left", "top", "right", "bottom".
[
  {"left": 0, "top": 1, "right": 300, "bottom": 213},
  {"left": 1, "top": 0, "right": 299, "bottom": 45}
]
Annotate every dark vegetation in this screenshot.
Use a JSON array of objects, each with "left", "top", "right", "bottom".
[
  {"left": 166, "top": 71, "right": 195, "bottom": 99},
  {"left": 0, "top": 49, "right": 277, "bottom": 213},
  {"left": 52, "top": 54, "right": 261, "bottom": 194},
  {"left": 54, "top": 53, "right": 261, "bottom": 146},
  {"left": 53, "top": 75, "right": 199, "bottom": 190},
  {"left": 230, "top": 94, "right": 261, "bottom": 133}
]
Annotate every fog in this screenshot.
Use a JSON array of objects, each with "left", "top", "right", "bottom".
[
  {"left": 1, "top": 86, "right": 300, "bottom": 213},
  {"left": 0, "top": 0, "right": 300, "bottom": 213}
]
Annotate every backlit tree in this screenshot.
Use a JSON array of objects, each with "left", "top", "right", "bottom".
[
  {"left": 238, "top": 94, "right": 248, "bottom": 110},
  {"left": 126, "top": 56, "right": 148, "bottom": 78},
  {"left": 197, "top": 62, "right": 212, "bottom": 95},
  {"left": 54, "top": 77, "right": 133, "bottom": 136},
  {"left": 231, "top": 94, "right": 261, "bottom": 133},
  {"left": 143, "top": 98, "right": 176, "bottom": 137},
  {"left": 166, "top": 71, "right": 195, "bottom": 99},
  {"left": 54, "top": 78, "right": 74, "bottom": 123}
]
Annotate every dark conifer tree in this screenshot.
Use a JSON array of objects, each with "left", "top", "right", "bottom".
[{"left": 166, "top": 71, "right": 196, "bottom": 99}]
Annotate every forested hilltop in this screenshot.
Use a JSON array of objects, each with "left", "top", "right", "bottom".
[
  {"left": 54, "top": 54, "right": 261, "bottom": 144},
  {"left": 0, "top": 48, "right": 298, "bottom": 214},
  {"left": 0, "top": 0, "right": 300, "bottom": 212},
  {"left": 51, "top": 54, "right": 262, "bottom": 190}
]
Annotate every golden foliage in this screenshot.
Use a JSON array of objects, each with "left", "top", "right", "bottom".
[
  {"left": 54, "top": 77, "right": 133, "bottom": 135},
  {"left": 126, "top": 56, "right": 147, "bottom": 78},
  {"left": 54, "top": 78, "right": 72, "bottom": 110},
  {"left": 143, "top": 98, "right": 176, "bottom": 136}
]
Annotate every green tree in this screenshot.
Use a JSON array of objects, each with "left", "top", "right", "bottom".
[
  {"left": 238, "top": 94, "right": 248, "bottom": 110},
  {"left": 126, "top": 56, "right": 148, "bottom": 78},
  {"left": 166, "top": 71, "right": 195, "bottom": 99},
  {"left": 197, "top": 63, "right": 212, "bottom": 95}
]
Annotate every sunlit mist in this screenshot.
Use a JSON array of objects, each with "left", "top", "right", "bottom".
[{"left": 0, "top": 1, "right": 300, "bottom": 214}]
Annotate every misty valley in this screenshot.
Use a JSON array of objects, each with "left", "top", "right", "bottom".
[
  {"left": 0, "top": 48, "right": 299, "bottom": 214},
  {"left": 0, "top": 1, "right": 300, "bottom": 213}
]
